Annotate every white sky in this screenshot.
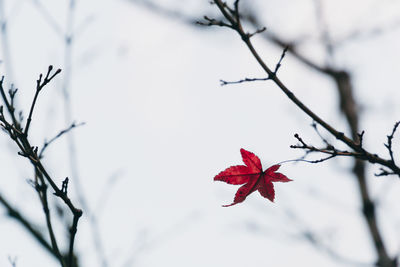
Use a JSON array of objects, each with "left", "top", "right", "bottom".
[{"left": 1, "top": 0, "right": 400, "bottom": 266}]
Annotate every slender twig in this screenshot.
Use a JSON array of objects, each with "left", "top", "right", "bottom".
[
  {"left": 310, "top": 122, "right": 330, "bottom": 146},
  {"left": 247, "top": 27, "right": 266, "bottom": 38},
  {"left": 375, "top": 168, "right": 396, "bottom": 177},
  {"left": 0, "top": 76, "right": 20, "bottom": 130},
  {"left": 290, "top": 133, "right": 361, "bottom": 162},
  {"left": 25, "top": 66, "right": 61, "bottom": 135},
  {"left": 220, "top": 77, "right": 269, "bottom": 86},
  {"left": 385, "top": 121, "right": 399, "bottom": 164},
  {"left": 8, "top": 84, "right": 17, "bottom": 111},
  {"left": 39, "top": 122, "right": 85, "bottom": 159},
  {"left": 196, "top": 16, "right": 233, "bottom": 29},
  {"left": 273, "top": 46, "right": 288, "bottom": 74},
  {"left": 220, "top": 46, "right": 288, "bottom": 86}
]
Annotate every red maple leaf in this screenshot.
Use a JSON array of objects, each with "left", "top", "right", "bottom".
[{"left": 214, "top": 148, "right": 292, "bottom": 207}]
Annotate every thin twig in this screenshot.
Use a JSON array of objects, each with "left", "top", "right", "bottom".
[
  {"left": 385, "top": 121, "right": 399, "bottom": 164},
  {"left": 220, "top": 77, "right": 269, "bottom": 86},
  {"left": 310, "top": 121, "right": 330, "bottom": 146},
  {"left": 25, "top": 66, "right": 61, "bottom": 135},
  {"left": 273, "top": 46, "right": 288, "bottom": 74},
  {"left": 290, "top": 133, "right": 361, "bottom": 162},
  {"left": 39, "top": 122, "right": 85, "bottom": 158},
  {"left": 375, "top": 168, "right": 396, "bottom": 177},
  {"left": 220, "top": 46, "right": 288, "bottom": 86},
  {"left": 196, "top": 16, "right": 233, "bottom": 29}
]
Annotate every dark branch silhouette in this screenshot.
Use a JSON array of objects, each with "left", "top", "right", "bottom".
[{"left": 0, "top": 67, "right": 82, "bottom": 267}]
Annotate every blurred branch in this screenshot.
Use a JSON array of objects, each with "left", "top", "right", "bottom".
[
  {"left": 285, "top": 207, "right": 369, "bottom": 266},
  {"left": 122, "top": 211, "right": 201, "bottom": 267},
  {"left": 128, "top": 0, "right": 199, "bottom": 25},
  {"left": 32, "top": 0, "right": 109, "bottom": 265},
  {"left": 334, "top": 18, "right": 400, "bottom": 47},
  {"left": 7, "top": 255, "right": 17, "bottom": 267},
  {"left": 301, "top": 230, "right": 370, "bottom": 267},
  {"left": 312, "top": 0, "right": 334, "bottom": 64},
  {"left": 31, "top": 0, "right": 63, "bottom": 37},
  {"left": 0, "top": 192, "right": 56, "bottom": 258},
  {"left": 94, "top": 169, "right": 125, "bottom": 218},
  {"left": 59, "top": 1, "right": 109, "bottom": 266},
  {"left": 280, "top": 205, "right": 372, "bottom": 267},
  {"left": 245, "top": 205, "right": 369, "bottom": 266},
  {"left": 0, "top": 0, "right": 16, "bottom": 84}
]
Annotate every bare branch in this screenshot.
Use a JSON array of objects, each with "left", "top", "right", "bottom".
[
  {"left": 209, "top": 0, "right": 400, "bottom": 178},
  {"left": 0, "top": 67, "right": 82, "bottom": 267}
]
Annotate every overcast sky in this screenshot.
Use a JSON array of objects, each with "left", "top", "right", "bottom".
[{"left": 1, "top": 0, "right": 400, "bottom": 266}]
